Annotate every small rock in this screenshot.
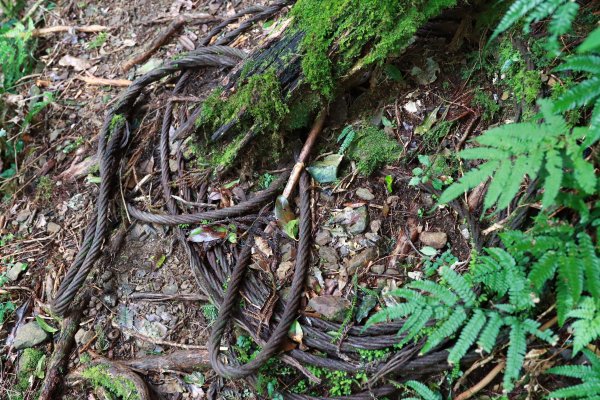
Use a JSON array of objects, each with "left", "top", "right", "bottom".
[
  {"left": 103, "top": 293, "right": 117, "bottom": 308},
  {"left": 308, "top": 296, "right": 350, "bottom": 322},
  {"left": 355, "top": 188, "right": 375, "bottom": 201},
  {"left": 421, "top": 193, "right": 434, "bottom": 208},
  {"left": 6, "top": 262, "right": 27, "bottom": 281},
  {"left": 75, "top": 328, "right": 94, "bottom": 345},
  {"left": 419, "top": 231, "right": 448, "bottom": 249},
  {"left": 346, "top": 247, "right": 378, "bottom": 274},
  {"left": 460, "top": 225, "right": 470, "bottom": 240},
  {"left": 337, "top": 206, "right": 368, "bottom": 235},
  {"left": 67, "top": 193, "right": 85, "bottom": 210},
  {"left": 365, "top": 232, "right": 380, "bottom": 244},
  {"left": 318, "top": 246, "right": 339, "bottom": 266},
  {"left": 370, "top": 220, "right": 381, "bottom": 233},
  {"left": 280, "top": 242, "right": 294, "bottom": 262},
  {"left": 14, "top": 322, "right": 49, "bottom": 349},
  {"left": 100, "top": 270, "right": 113, "bottom": 282},
  {"left": 16, "top": 210, "right": 31, "bottom": 223},
  {"left": 162, "top": 282, "right": 178, "bottom": 295},
  {"left": 370, "top": 264, "right": 385, "bottom": 274},
  {"left": 315, "top": 230, "right": 331, "bottom": 246},
  {"left": 386, "top": 268, "right": 401, "bottom": 276}
]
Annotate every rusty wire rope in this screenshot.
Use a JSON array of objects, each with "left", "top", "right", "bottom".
[{"left": 50, "top": 2, "right": 479, "bottom": 398}]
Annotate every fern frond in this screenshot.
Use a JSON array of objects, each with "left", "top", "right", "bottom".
[
  {"left": 554, "top": 77, "right": 600, "bottom": 112},
  {"left": 548, "top": 364, "right": 594, "bottom": 379},
  {"left": 503, "top": 320, "right": 527, "bottom": 392},
  {"left": 421, "top": 307, "right": 467, "bottom": 354},
  {"left": 578, "top": 26, "right": 600, "bottom": 54},
  {"left": 490, "top": 0, "right": 545, "bottom": 42},
  {"left": 578, "top": 233, "right": 600, "bottom": 299},
  {"left": 568, "top": 297, "right": 600, "bottom": 355},
  {"left": 571, "top": 155, "right": 597, "bottom": 194},
  {"left": 529, "top": 251, "right": 559, "bottom": 292},
  {"left": 439, "top": 267, "right": 476, "bottom": 307},
  {"left": 438, "top": 160, "right": 500, "bottom": 204},
  {"left": 399, "top": 307, "right": 433, "bottom": 346},
  {"left": 548, "top": 1, "right": 579, "bottom": 37},
  {"left": 365, "top": 303, "right": 416, "bottom": 327},
  {"left": 408, "top": 280, "right": 458, "bottom": 307},
  {"left": 559, "top": 248, "right": 583, "bottom": 305},
  {"left": 555, "top": 55, "right": 600, "bottom": 75},
  {"left": 522, "top": 0, "right": 565, "bottom": 33},
  {"left": 483, "top": 160, "right": 513, "bottom": 211},
  {"left": 459, "top": 147, "right": 510, "bottom": 160},
  {"left": 521, "top": 318, "right": 557, "bottom": 345},
  {"left": 404, "top": 380, "right": 441, "bottom": 400},
  {"left": 542, "top": 149, "right": 563, "bottom": 208},
  {"left": 496, "top": 152, "right": 528, "bottom": 210},
  {"left": 547, "top": 382, "right": 600, "bottom": 399},
  {"left": 448, "top": 310, "right": 486, "bottom": 364},
  {"left": 477, "top": 312, "right": 503, "bottom": 353},
  {"left": 556, "top": 277, "right": 574, "bottom": 326}
]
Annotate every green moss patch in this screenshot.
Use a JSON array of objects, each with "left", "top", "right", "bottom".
[
  {"left": 82, "top": 364, "right": 141, "bottom": 400},
  {"left": 347, "top": 126, "right": 401, "bottom": 175},
  {"left": 290, "top": 0, "right": 457, "bottom": 97},
  {"left": 17, "top": 348, "right": 44, "bottom": 391}
]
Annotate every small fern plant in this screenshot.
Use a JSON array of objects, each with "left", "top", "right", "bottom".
[
  {"left": 401, "top": 380, "right": 441, "bottom": 400},
  {"left": 366, "top": 249, "right": 557, "bottom": 392},
  {"left": 546, "top": 349, "right": 600, "bottom": 399},
  {"left": 491, "top": 0, "right": 580, "bottom": 56},
  {"left": 0, "top": 18, "right": 35, "bottom": 92},
  {"left": 438, "top": 100, "right": 596, "bottom": 211}
]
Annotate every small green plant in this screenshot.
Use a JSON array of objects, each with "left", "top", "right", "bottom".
[
  {"left": 472, "top": 91, "right": 500, "bottom": 121},
  {"left": 546, "top": 349, "right": 600, "bottom": 399},
  {"left": 62, "top": 137, "right": 85, "bottom": 154},
  {"left": 258, "top": 172, "right": 274, "bottom": 189},
  {"left": 16, "top": 348, "right": 45, "bottom": 391},
  {"left": 337, "top": 125, "right": 356, "bottom": 155},
  {"left": 201, "top": 303, "right": 218, "bottom": 324},
  {"left": 87, "top": 32, "right": 107, "bottom": 49},
  {"left": 35, "top": 176, "right": 53, "bottom": 203},
  {"left": 385, "top": 175, "right": 393, "bottom": 193},
  {"left": 402, "top": 380, "right": 441, "bottom": 400},
  {"left": 0, "top": 18, "right": 35, "bottom": 92},
  {"left": 409, "top": 155, "right": 447, "bottom": 191}
]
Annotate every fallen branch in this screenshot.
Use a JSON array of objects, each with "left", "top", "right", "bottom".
[
  {"left": 120, "top": 349, "right": 210, "bottom": 372},
  {"left": 32, "top": 25, "right": 109, "bottom": 37},
  {"left": 122, "top": 15, "right": 186, "bottom": 72},
  {"left": 129, "top": 292, "right": 209, "bottom": 302},
  {"left": 76, "top": 75, "right": 132, "bottom": 87},
  {"left": 281, "top": 110, "right": 328, "bottom": 199},
  {"left": 38, "top": 292, "right": 90, "bottom": 400},
  {"left": 454, "top": 361, "right": 506, "bottom": 400}
]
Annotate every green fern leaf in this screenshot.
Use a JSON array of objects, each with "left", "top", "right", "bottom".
[
  {"left": 559, "top": 250, "right": 583, "bottom": 306},
  {"left": 548, "top": 382, "right": 600, "bottom": 399},
  {"left": 548, "top": 1, "right": 579, "bottom": 37},
  {"left": 440, "top": 267, "right": 476, "bottom": 307},
  {"left": 421, "top": 307, "right": 467, "bottom": 354},
  {"left": 476, "top": 123, "right": 540, "bottom": 152},
  {"left": 408, "top": 280, "right": 458, "bottom": 307},
  {"left": 496, "top": 156, "right": 529, "bottom": 210},
  {"left": 448, "top": 310, "right": 486, "bottom": 365},
  {"left": 522, "top": 0, "right": 565, "bottom": 33},
  {"left": 542, "top": 149, "right": 563, "bottom": 208},
  {"left": 547, "top": 364, "right": 594, "bottom": 379},
  {"left": 459, "top": 147, "right": 510, "bottom": 160},
  {"left": 490, "top": 0, "right": 545, "bottom": 42},
  {"left": 568, "top": 297, "right": 600, "bottom": 355},
  {"left": 578, "top": 26, "right": 600, "bottom": 53},
  {"left": 477, "top": 312, "right": 503, "bottom": 353},
  {"left": 589, "top": 98, "right": 600, "bottom": 144},
  {"left": 555, "top": 54, "right": 600, "bottom": 75},
  {"left": 404, "top": 380, "right": 441, "bottom": 400},
  {"left": 399, "top": 307, "right": 433, "bottom": 347},
  {"left": 521, "top": 318, "right": 557, "bottom": 345},
  {"left": 556, "top": 277, "right": 574, "bottom": 326},
  {"left": 388, "top": 288, "right": 428, "bottom": 305},
  {"left": 503, "top": 320, "right": 527, "bottom": 392},
  {"left": 483, "top": 160, "right": 513, "bottom": 211},
  {"left": 438, "top": 160, "right": 500, "bottom": 204},
  {"left": 365, "top": 303, "right": 416, "bottom": 327},
  {"left": 554, "top": 77, "right": 600, "bottom": 112},
  {"left": 572, "top": 155, "right": 597, "bottom": 194},
  {"left": 578, "top": 233, "right": 600, "bottom": 299},
  {"left": 529, "top": 251, "right": 559, "bottom": 292}
]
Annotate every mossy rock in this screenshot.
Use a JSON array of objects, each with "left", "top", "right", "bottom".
[{"left": 347, "top": 126, "right": 401, "bottom": 175}]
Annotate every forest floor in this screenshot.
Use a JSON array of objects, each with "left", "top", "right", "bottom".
[{"left": 0, "top": 1, "right": 583, "bottom": 399}]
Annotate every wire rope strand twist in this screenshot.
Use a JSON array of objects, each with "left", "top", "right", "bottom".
[{"left": 208, "top": 171, "right": 311, "bottom": 379}]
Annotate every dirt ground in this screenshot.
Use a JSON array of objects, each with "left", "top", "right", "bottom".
[{"left": 0, "top": 1, "right": 553, "bottom": 399}]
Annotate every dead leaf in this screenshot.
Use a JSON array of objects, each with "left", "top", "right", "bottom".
[
  {"left": 254, "top": 236, "right": 273, "bottom": 257},
  {"left": 59, "top": 55, "right": 92, "bottom": 71}
]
